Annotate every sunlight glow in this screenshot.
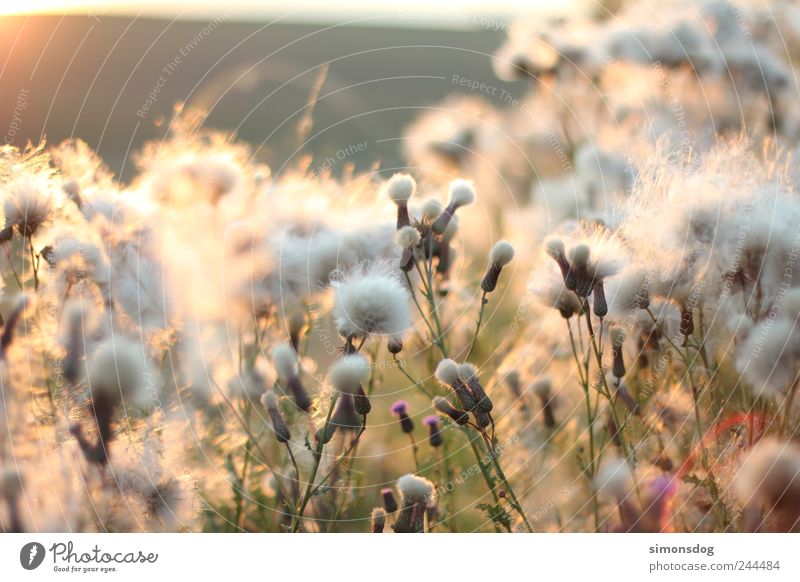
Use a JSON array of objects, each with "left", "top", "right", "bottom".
[{"left": 0, "top": 0, "right": 568, "bottom": 21}]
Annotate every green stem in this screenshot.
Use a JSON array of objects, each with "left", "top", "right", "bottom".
[
  {"left": 290, "top": 391, "right": 339, "bottom": 532},
  {"left": 393, "top": 354, "right": 434, "bottom": 398},
  {"left": 465, "top": 290, "right": 488, "bottom": 361},
  {"left": 487, "top": 447, "right": 534, "bottom": 532}
]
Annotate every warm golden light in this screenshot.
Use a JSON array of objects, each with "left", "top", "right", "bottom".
[
  {"left": 0, "top": 0, "right": 566, "bottom": 20},
  {"left": 0, "top": 0, "right": 108, "bottom": 16}
]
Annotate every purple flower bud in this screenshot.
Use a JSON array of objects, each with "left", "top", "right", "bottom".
[
  {"left": 382, "top": 487, "right": 398, "bottom": 513},
  {"left": 423, "top": 415, "right": 443, "bottom": 447},
  {"left": 391, "top": 400, "right": 415, "bottom": 433}
]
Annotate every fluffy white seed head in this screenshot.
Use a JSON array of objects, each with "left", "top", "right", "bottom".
[
  {"left": 88, "top": 337, "right": 152, "bottom": 409},
  {"left": 545, "top": 237, "right": 565, "bottom": 259},
  {"left": 737, "top": 319, "right": 800, "bottom": 400},
  {"left": 490, "top": 240, "right": 515, "bottom": 266},
  {"left": 594, "top": 458, "right": 633, "bottom": 499},
  {"left": 607, "top": 267, "right": 650, "bottom": 317},
  {"left": 329, "top": 354, "right": 371, "bottom": 394},
  {"left": 384, "top": 173, "right": 416, "bottom": 205},
  {"left": 333, "top": 263, "right": 412, "bottom": 339},
  {"left": 435, "top": 359, "right": 460, "bottom": 386},
  {"left": 528, "top": 261, "right": 582, "bottom": 317},
  {"left": 272, "top": 343, "right": 298, "bottom": 380},
  {"left": 420, "top": 198, "right": 442, "bottom": 221},
  {"left": 261, "top": 390, "right": 279, "bottom": 409},
  {"left": 447, "top": 179, "right": 476, "bottom": 208},
  {"left": 395, "top": 226, "right": 420, "bottom": 250},
  {"left": 569, "top": 243, "right": 591, "bottom": 268},
  {"left": 397, "top": 473, "right": 435, "bottom": 504},
  {"left": 457, "top": 363, "right": 478, "bottom": 383},
  {"left": 610, "top": 326, "right": 627, "bottom": 348},
  {"left": 3, "top": 180, "right": 53, "bottom": 236}
]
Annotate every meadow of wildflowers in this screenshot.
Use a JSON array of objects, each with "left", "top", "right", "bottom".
[{"left": 3, "top": 0, "right": 800, "bottom": 535}]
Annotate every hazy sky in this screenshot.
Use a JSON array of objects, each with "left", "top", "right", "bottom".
[{"left": 0, "top": 0, "right": 576, "bottom": 26}]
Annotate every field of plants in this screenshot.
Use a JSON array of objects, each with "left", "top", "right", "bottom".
[{"left": 1, "top": 0, "right": 800, "bottom": 533}]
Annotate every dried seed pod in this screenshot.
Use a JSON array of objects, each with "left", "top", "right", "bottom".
[
  {"left": 394, "top": 474, "right": 435, "bottom": 533},
  {"left": 432, "top": 396, "right": 469, "bottom": 425},
  {"left": 261, "top": 391, "right": 291, "bottom": 443},
  {"left": 371, "top": 507, "right": 387, "bottom": 533},
  {"left": 481, "top": 241, "right": 515, "bottom": 293},
  {"left": 431, "top": 180, "right": 475, "bottom": 235}
]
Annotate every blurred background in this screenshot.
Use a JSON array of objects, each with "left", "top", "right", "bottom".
[{"left": 0, "top": 1, "right": 585, "bottom": 181}]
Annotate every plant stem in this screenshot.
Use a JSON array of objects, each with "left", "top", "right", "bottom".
[
  {"left": 465, "top": 290, "right": 488, "bottom": 361},
  {"left": 290, "top": 391, "right": 339, "bottom": 532},
  {"left": 393, "top": 354, "right": 434, "bottom": 398},
  {"left": 487, "top": 447, "right": 534, "bottom": 532}
]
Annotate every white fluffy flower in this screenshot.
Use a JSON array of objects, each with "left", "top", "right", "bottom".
[
  {"left": 329, "top": 354, "right": 371, "bottom": 394},
  {"left": 332, "top": 262, "right": 412, "bottom": 342},
  {"left": 3, "top": 180, "right": 53, "bottom": 237},
  {"left": 397, "top": 473, "right": 435, "bottom": 504},
  {"left": 88, "top": 336, "right": 153, "bottom": 409}
]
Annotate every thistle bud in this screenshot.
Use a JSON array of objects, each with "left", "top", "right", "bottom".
[
  {"left": 609, "top": 326, "right": 626, "bottom": 379},
  {"left": 457, "top": 363, "right": 493, "bottom": 413},
  {"left": 472, "top": 408, "right": 492, "bottom": 429},
  {"left": 481, "top": 241, "right": 515, "bottom": 293},
  {"left": 545, "top": 238, "right": 571, "bottom": 288},
  {"left": 426, "top": 502, "right": 439, "bottom": 528},
  {"left": 423, "top": 415, "right": 443, "bottom": 447},
  {"left": 382, "top": 487, "right": 399, "bottom": 513},
  {"left": 385, "top": 173, "right": 416, "bottom": 229},
  {"left": 315, "top": 424, "right": 336, "bottom": 445},
  {"left": 354, "top": 385, "right": 372, "bottom": 415},
  {"left": 371, "top": 507, "right": 387, "bottom": 533},
  {"left": 432, "top": 396, "right": 469, "bottom": 425},
  {"left": 394, "top": 474, "right": 435, "bottom": 533},
  {"left": 388, "top": 335, "right": 404, "bottom": 355},
  {"left": 396, "top": 226, "right": 421, "bottom": 272},
  {"left": 680, "top": 305, "right": 694, "bottom": 338},
  {"left": 568, "top": 243, "right": 592, "bottom": 297},
  {"left": 273, "top": 344, "right": 311, "bottom": 412},
  {"left": 330, "top": 354, "right": 371, "bottom": 416},
  {"left": 260, "top": 391, "right": 291, "bottom": 443},
  {"left": 435, "top": 359, "right": 478, "bottom": 411},
  {"left": 592, "top": 280, "right": 607, "bottom": 317},
  {"left": 532, "top": 377, "right": 556, "bottom": 429},
  {"left": 330, "top": 393, "right": 361, "bottom": 432},
  {"left": 431, "top": 179, "right": 475, "bottom": 235},
  {"left": 391, "top": 400, "right": 414, "bottom": 433}
]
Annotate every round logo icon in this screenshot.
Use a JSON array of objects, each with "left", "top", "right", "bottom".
[{"left": 20, "top": 542, "right": 46, "bottom": 570}]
